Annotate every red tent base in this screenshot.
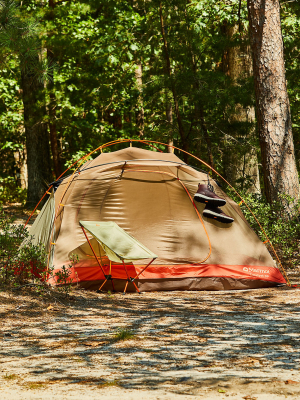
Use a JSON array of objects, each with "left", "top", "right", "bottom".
[
  {"left": 49, "top": 262, "right": 286, "bottom": 292},
  {"left": 76, "top": 276, "right": 285, "bottom": 292}
]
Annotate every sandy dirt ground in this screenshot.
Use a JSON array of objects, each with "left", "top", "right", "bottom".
[
  {"left": 1, "top": 277, "right": 300, "bottom": 400},
  {"left": 1, "top": 204, "right": 300, "bottom": 399}
]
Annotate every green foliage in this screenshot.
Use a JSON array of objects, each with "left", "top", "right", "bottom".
[
  {"left": 281, "top": 1, "right": 300, "bottom": 170},
  {"left": 0, "top": 205, "right": 47, "bottom": 287},
  {"left": 0, "top": 205, "right": 78, "bottom": 296},
  {"left": 230, "top": 191, "right": 300, "bottom": 269},
  {"left": 0, "top": 177, "right": 26, "bottom": 204},
  {"left": 53, "top": 264, "right": 72, "bottom": 297},
  {"left": 54, "top": 253, "right": 79, "bottom": 297},
  {"left": 0, "top": 62, "right": 24, "bottom": 195},
  {"left": 0, "top": 0, "right": 56, "bottom": 81},
  {"left": 0, "top": 0, "right": 298, "bottom": 188}
]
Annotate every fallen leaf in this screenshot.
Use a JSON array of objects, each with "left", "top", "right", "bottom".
[
  {"left": 46, "top": 305, "right": 59, "bottom": 311},
  {"left": 82, "top": 341, "right": 105, "bottom": 347},
  {"left": 218, "top": 388, "right": 226, "bottom": 393},
  {"left": 46, "top": 343, "right": 62, "bottom": 349},
  {"left": 285, "top": 380, "right": 299, "bottom": 385}
]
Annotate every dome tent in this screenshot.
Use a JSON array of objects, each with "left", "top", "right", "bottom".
[{"left": 28, "top": 144, "right": 286, "bottom": 291}]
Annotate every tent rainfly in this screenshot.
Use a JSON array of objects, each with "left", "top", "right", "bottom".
[{"left": 27, "top": 146, "right": 286, "bottom": 292}]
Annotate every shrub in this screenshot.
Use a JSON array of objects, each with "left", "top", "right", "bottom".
[
  {"left": 0, "top": 204, "right": 80, "bottom": 297},
  {"left": 0, "top": 177, "right": 26, "bottom": 204},
  {"left": 230, "top": 191, "right": 300, "bottom": 269},
  {"left": 0, "top": 205, "right": 47, "bottom": 288}
]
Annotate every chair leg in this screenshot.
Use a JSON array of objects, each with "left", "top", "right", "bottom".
[
  {"left": 122, "top": 260, "right": 140, "bottom": 294},
  {"left": 111, "top": 278, "right": 116, "bottom": 292},
  {"left": 123, "top": 281, "right": 129, "bottom": 295},
  {"left": 97, "top": 278, "right": 108, "bottom": 293},
  {"left": 132, "top": 280, "right": 140, "bottom": 293}
]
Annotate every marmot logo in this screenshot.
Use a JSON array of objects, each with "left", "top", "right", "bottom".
[{"left": 243, "top": 267, "right": 270, "bottom": 275}]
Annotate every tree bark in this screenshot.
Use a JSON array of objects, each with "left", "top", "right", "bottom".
[
  {"left": 135, "top": 62, "right": 144, "bottom": 137},
  {"left": 48, "top": 91, "right": 62, "bottom": 179},
  {"left": 21, "top": 69, "right": 52, "bottom": 208},
  {"left": 159, "top": 2, "right": 188, "bottom": 157},
  {"left": 247, "top": 0, "right": 300, "bottom": 212},
  {"left": 14, "top": 148, "right": 27, "bottom": 189},
  {"left": 48, "top": 0, "right": 62, "bottom": 178},
  {"left": 47, "top": 48, "right": 62, "bottom": 179},
  {"left": 224, "top": 24, "right": 260, "bottom": 194},
  {"left": 198, "top": 106, "right": 215, "bottom": 170},
  {"left": 166, "top": 102, "right": 174, "bottom": 153}
]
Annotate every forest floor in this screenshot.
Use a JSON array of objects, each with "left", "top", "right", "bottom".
[{"left": 1, "top": 204, "right": 300, "bottom": 399}]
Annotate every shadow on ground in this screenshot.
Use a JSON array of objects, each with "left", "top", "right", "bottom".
[{"left": 1, "top": 275, "right": 300, "bottom": 398}]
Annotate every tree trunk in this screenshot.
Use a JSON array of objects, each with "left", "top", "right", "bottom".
[
  {"left": 135, "top": 62, "right": 144, "bottom": 137},
  {"left": 47, "top": 49, "right": 62, "bottom": 179},
  {"left": 21, "top": 69, "right": 52, "bottom": 208},
  {"left": 247, "top": 0, "right": 300, "bottom": 212},
  {"left": 224, "top": 24, "right": 260, "bottom": 194},
  {"left": 47, "top": 0, "right": 62, "bottom": 179},
  {"left": 14, "top": 148, "right": 27, "bottom": 189},
  {"left": 49, "top": 93, "right": 62, "bottom": 179},
  {"left": 198, "top": 106, "right": 215, "bottom": 170},
  {"left": 166, "top": 102, "right": 174, "bottom": 153},
  {"left": 159, "top": 2, "right": 188, "bottom": 158}
]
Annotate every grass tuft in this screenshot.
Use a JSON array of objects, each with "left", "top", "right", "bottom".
[
  {"left": 114, "top": 327, "right": 135, "bottom": 341},
  {"left": 72, "top": 357, "right": 85, "bottom": 363},
  {"left": 99, "top": 379, "right": 119, "bottom": 387},
  {"left": 27, "top": 383, "right": 45, "bottom": 390},
  {"left": 4, "top": 374, "right": 17, "bottom": 380}
]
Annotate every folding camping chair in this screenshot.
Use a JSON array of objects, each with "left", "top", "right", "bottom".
[{"left": 79, "top": 221, "right": 157, "bottom": 294}]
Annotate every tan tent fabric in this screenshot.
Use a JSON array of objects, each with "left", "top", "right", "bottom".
[
  {"left": 24, "top": 191, "right": 55, "bottom": 266},
  {"left": 24, "top": 190, "right": 54, "bottom": 248},
  {"left": 79, "top": 220, "right": 157, "bottom": 262},
  {"left": 53, "top": 148, "right": 275, "bottom": 269},
  {"left": 28, "top": 146, "right": 285, "bottom": 291}
]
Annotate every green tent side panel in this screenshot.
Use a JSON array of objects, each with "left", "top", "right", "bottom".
[{"left": 79, "top": 221, "right": 157, "bottom": 263}]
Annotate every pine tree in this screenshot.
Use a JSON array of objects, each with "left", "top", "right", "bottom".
[
  {"left": 247, "top": 0, "right": 300, "bottom": 214},
  {"left": 0, "top": 0, "right": 53, "bottom": 207}
]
